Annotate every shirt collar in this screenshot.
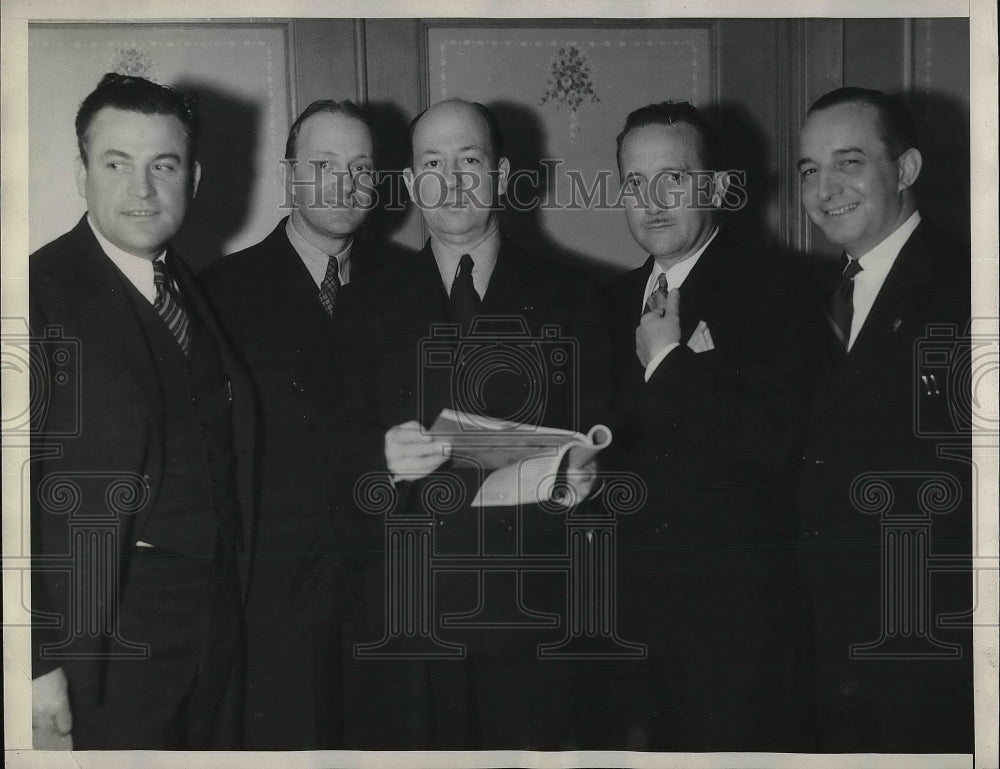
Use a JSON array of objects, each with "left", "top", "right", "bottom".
[
  {"left": 87, "top": 214, "right": 164, "bottom": 304},
  {"left": 286, "top": 216, "right": 353, "bottom": 288},
  {"left": 642, "top": 226, "right": 719, "bottom": 309},
  {"left": 430, "top": 225, "right": 502, "bottom": 297},
  {"left": 851, "top": 210, "right": 922, "bottom": 272}
]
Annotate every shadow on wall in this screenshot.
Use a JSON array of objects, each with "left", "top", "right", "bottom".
[
  {"left": 490, "top": 99, "right": 621, "bottom": 284},
  {"left": 906, "top": 89, "right": 970, "bottom": 247},
  {"left": 172, "top": 80, "right": 259, "bottom": 273},
  {"left": 362, "top": 100, "right": 418, "bottom": 263},
  {"left": 703, "top": 101, "right": 779, "bottom": 257}
]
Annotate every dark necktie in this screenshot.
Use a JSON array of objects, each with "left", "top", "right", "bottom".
[
  {"left": 449, "top": 253, "right": 481, "bottom": 329},
  {"left": 152, "top": 259, "right": 191, "bottom": 355},
  {"left": 318, "top": 255, "right": 342, "bottom": 316},
  {"left": 644, "top": 273, "right": 669, "bottom": 314},
  {"left": 827, "top": 256, "right": 863, "bottom": 350}
]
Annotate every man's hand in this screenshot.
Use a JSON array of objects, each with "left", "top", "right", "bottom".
[
  {"left": 32, "top": 667, "right": 73, "bottom": 750},
  {"left": 636, "top": 288, "right": 681, "bottom": 367},
  {"left": 385, "top": 420, "right": 451, "bottom": 483},
  {"left": 553, "top": 460, "right": 599, "bottom": 507}
]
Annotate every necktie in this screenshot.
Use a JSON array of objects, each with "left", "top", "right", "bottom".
[
  {"left": 644, "top": 273, "right": 670, "bottom": 314},
  {"left": 449, "top": 253, "right": 481, "bottom": 329},
  {"left": 318, "top": 255, "right": 342, "bottom": 316},
  {"left": 827, "top": 256, "right": 863, "bottom": 350},
  {"left": 152, "top": 259, "right": 191, "bottom": 355}
]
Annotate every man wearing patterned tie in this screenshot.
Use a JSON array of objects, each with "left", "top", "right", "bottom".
[
  {"left": 330, "top": 99, "right": 600, "bottom": 749},
  {"left": 795, "top": 87, "right": 972, "bottom": 752},
  {"left": 30, "top": 73, "right": 254, "bottom": 749},
  {"left": 594, "top": 101, "right": 815, "bottom": 751},
  {"left": 199, "top": 100, "right": 378, "bottom": 749}
]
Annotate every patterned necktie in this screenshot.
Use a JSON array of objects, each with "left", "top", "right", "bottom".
[
  {"left": 827, "top": 256, "right": 864, "bottom": 350},
  {"left": 318, "top": 255, "right": 342, "bottom": 317},
  {"left": 449, "top": 253, "right": 481, "bottom": 329},
  {"left": 152, "top": 259, "right": 191, "bottom": 355},
  {"left": 644, "top": 273, "right": 670, "bottom": 313}
]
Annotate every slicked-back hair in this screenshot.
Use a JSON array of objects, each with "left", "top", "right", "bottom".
[
  {"left": 807, "top": 87, "right": 917, "bottom": 160},
  {"left": 406, "top": 99, "right": 504, "bottom": 166},
  {"left": 75, "top": 72, "right": 200, "bottom": 166},
  {"left": 616, "top": 101, "right": 722, "bottom": 172},
  {"left": 284, "top": 99, "right": 372, "bottom": 161}
]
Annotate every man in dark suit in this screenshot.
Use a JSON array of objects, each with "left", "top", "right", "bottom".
[
  {"left": 199, "top": 100, "right": 378, "bottom": 749},
  {"left": 795, "top": 87, "right": 973, "bottom": 752},
  {"left": 30, "top": 73, "right": 254, "bottom": 750},
  {"left": 330, "top": 99, "right": 598, "bottom": 750},
  {"left": 595, "top": 101, "right": 813, "bottom": 751}
]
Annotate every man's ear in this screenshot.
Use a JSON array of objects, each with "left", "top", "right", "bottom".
[
  {"left": 711, "top": 169, "right": 730, "bottom": 208},
  {"left": 402, "top": 167, "right": 415, "bottom": 201},
  {"left": 496, "top": 157, "right": 510, "bottom": 197},
  {"left": 897, "top": 147, "right": 922, "bottom": 191},
  {"left": 191, "top": 161, "right": 202, "bottom": 199},
  {"left": 75, "top": 156, "right": 88, "bottom": 199}
]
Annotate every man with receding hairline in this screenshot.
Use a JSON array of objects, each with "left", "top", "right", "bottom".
[
  {"left": 330, "top": 98, "right": 599, "bottom": 749},
  {"left": 200, "top": 99, "right": 380, "bottom": 749}
]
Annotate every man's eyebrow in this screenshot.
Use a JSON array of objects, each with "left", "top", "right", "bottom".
[
  {"left": 832, "top": 147, "right": 866, "bottom": 156},
  {"left": 152, "top": 153, "right": 183, "bottom": 164},
  {"left": 100, "top": 149, "right": 132, "bottom": 159},
  {"left": 796, "top": 157, "right": 813, "bottom": 169},
  {"left": 458, "top": 144, "right": 485, "bottom": 153}
]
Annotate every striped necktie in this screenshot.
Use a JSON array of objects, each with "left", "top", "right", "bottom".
[
  {"left": 152, "top": 259, "right": 191, "bottom": 355},
  {"left": 318, "top": 255, "right": 342, "bottom": 316},
  {"left": 644, "top": 273, "right": 669, "bottom": 314}
]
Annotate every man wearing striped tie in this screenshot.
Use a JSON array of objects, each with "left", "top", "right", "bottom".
[
  {"left": 199, "top": 99, "right": 379, "bottom": 749},
  {"left": 29, "top": 73, "right": 254, "bottom": 750},
  {"left": 593, "top": 101, "right": 815, "bottom": 751}
]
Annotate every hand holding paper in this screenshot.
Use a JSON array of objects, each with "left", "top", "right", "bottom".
[{"left": 385, "top": 420, "right": 452, "bottom": 483}]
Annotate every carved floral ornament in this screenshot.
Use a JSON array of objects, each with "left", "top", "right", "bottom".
[{"left": 539, "top": 45, "right": 601, "bottom": 141}]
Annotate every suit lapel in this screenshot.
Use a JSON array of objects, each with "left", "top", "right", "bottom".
[
  {"left": 813, "top": 223, "right": 935, "bottom": 418},
  {"left": 69, "top": 219, "right": 164, "bottom": 420}
]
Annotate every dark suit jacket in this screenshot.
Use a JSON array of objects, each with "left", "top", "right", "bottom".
[
  {"left": 198, "top": 218, "right": 385, "bottom": 748},
  {"left": 29, "top": 216, "right": 255, "bottom": 690},
  {"left": 597, "top": 227, "right": 815, "bottom": 751},
  {"left": 329, "top": 236, "right": 601, "bottom": 749},
  {"left": 796, "top": 219, "right": 973, "bottom": 753}
]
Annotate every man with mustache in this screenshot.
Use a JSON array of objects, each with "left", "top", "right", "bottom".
[
  {"left": 199, "top": 100, "right": 380, "bottom": 749},
  {"left": 594, "top": 100, "right": 814, "bottom": 751}
]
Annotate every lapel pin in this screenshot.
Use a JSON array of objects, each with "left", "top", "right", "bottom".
[{"left": 892, "top": 318, "right": 903, "bottom": 334}]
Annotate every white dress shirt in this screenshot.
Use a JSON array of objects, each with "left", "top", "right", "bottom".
[
  {"left": 641, "top": 226, "right": 720, "bottom": 381},
  {"left": 87, "top": 215, "right": 165, "bottom": 303},
  {"left": 286, "top": 217, "right": 353, "bottom": 287},
  {"left": 431, "top": 225, "right": 501, "bottom": 300},
  {"left": 845, "top": 210, "right": 921, "bottom": 350}
]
